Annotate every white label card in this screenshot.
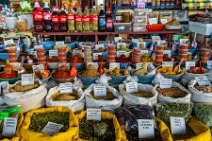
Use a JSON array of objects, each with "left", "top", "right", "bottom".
[
  {"left": 34, "top": 45, "right": 43, "bottom": 49},
  {"left": 160, "top": 78, "right": 172, "bottom": 88},
  {"left": 207, "top": 60, "right": 212, "bottom": 70},
  {"left": 109, "top": 62, "right": 120, "bottom": 69},
  {"left": 93, "top": 84, "right": 107, "bottom": 97},
  {"left": 59, "top": 82, "right": 73, "bottom": 94},
  {"left": 10, "top": 63, "right": 21, "bottom": 67},
  {"left": 87, "top": 108, "right": 101, "bottom": 121},
  {"left": 93, "top": 53, "right": 102, "bottom": 60},
  {"left": 157, "top": 40, "right": 166, "bottom": 46},
  {"left": 136, "top": 63, "right": 143, "bottom": 69},
  {"left": 117, "top": 42, "right": 127, "bottom": 49},
  {"left": 162, "top": 61, "right": 174, "bottom": 67},
  {"left": 1, "top": 81, "right": 9, "bottom": 94},
  {"left": 49, "top": 50, "right": 58, "bottom": 57},
  {"left": 4, "top": 39, "right": 14, "bottom": 46},
  {"left": 170, "top": 117, "right": 186, "bottom": 135},
  {"left": 2, "top": 118, "right": 18, "bottom": 137},
  {"left": 185, "top": 61, "right": 196, "bottom": 71},
  {"left": 138, "top": 119, "right": 155, "bottom": 138},
  {"left": 163, "top": 50, "right": 171, "bottom": 57},
  {"left": 140, "top": 50, "right": 149, "bottom": 56},
  {"left": 73, "top": 49, "right": 82, "bottom": 55},
  {"left": 114, "top": 37, "right": 122, "bottom": 43},
  {"left": 180, "top": 39, "right": 189, "bottom": 45},
  {"left": 87, "top": 62, "right": 99, "bottom": 70},
  {"left": 116, "top": 51, "right": 130, "bottom": 58},
  {"left": 21, "top": 74, "right": 34, "bottom": 86},
  {"left": 195, "top": 76, "right": 210, "bottom": 86},
  {"left": 41, "top": 122, "right": 64, "bottom": 135},
  {"left": 55, "top": 41, "right": 65, "bottom": 46},
  {"left": 126, "top": 82, "right": 138, "bottom": 93},
  {"left": 95, "top": 44, "right": 105, "bottom": 50},
  {"left": 32, "top": 64, "right": 44, "bottom": 73}
]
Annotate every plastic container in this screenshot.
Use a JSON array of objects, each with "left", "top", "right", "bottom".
[
  {"left": 134, "top": 9, "right": 147, "bottom": 16},
  {"left": 114, "top": 23, "right": 131, "bottom": 32},
  {"left": 133, "top": 74, "right": 155, "bottom": 84},
  {"left": 189, "top": 21, "right": 212, "bottom": 35},
  {"left": 146, "top": 24, "right": 164, "bottom": 31},
  {"left": 133, "top": 16, "right": 147, "bottom": 24},
  {"left": 133, "top": 23, "right": 146, "bottom": 32},
  {"left": 80, "top": 77, "right": 98, "bottom": 85}
]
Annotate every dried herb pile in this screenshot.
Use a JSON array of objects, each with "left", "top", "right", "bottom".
[
  {"left": 79, "top": 119, "right": 115, "bottom": 141},
  {"left": 29, "top": 112, "right": 69, "bottom": 132}
]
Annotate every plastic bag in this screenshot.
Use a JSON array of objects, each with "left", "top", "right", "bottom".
[
  {"left": 95, "top": 74, "right": 111, "bottom": 86},
  {"left": 20, "top": 107, "right": 78, "bottom": 141},
  {"left": 122, "top": 75, "right": 138, "bottom": 84}
]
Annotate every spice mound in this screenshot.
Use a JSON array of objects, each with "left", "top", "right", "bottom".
[
  {"left": 79, "top": 119, "right": 115, "bottom": 141},
  {"left": 29, "top": 112, "right": 69, "bottom": 132},
  {"left": 9, "top": 81, "right": 40, "bottom": 92},
  {"left": 90, "top": 91, "right": 116, "bottom": 100},
  {"left": 51, "top": 90, "right": 79, "bottom": 101},
  {"left": 0, "top": 64, "right": 18, "bottom": 79},
  {"left": 194, "top": 84, "right": 212, "bottom": 93},
  {"left": 106, "top": 68, "right": 129, "bottom": 76},
  {"left": 81, "top": 64, "right": 100, "bottom": 78},
  {"left": 156, "top": 87, "right": 187, "bottom": 98},
  {"left": 52, "top": 66, "right": 71, "bottom": 79},
  {"left": 131, "top": 90, "right": 153, "bottom": 98}
]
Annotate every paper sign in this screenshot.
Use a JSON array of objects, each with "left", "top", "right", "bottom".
[
  {"left": 117, "top": 42, "right": 126, "bottom": 49},
  {"left": 160, "top": 78, "right": 172, "bottom": 88},
  {"left": 138, "top": 42, "right": 146, "bottom": 49},
  {"left": 116, "top": 51, "right": 130, "bottom": 58},
  {"left": 34, "top": 45, "right": 43, "bottom": 49},
  {"left": 207, "top": 60, "right": 212, "bottom": 70},
  {"left": 185, "top": 61, "right": 195, "bottom": 71},
  {"left": 59, "top": 82, "right": 73, "bottom": 94},
  {"left": 1, "top": 81, "right": 9, "bottom": 94},
  {"left": 21, "top": 74, "right": 34, "bottom": 86},
  {"left": 157, "top": 40, "right": 166, "bottom": 46},
  {"left": 55, "top": 41, "right": 65, "bottom": 46},
  {"left": 163, "top": 50, "right": 171, "bottom": 57},
  {"left": 195, "top": 76, "right": 210, "bottom": 86},
  {"left": 93, "top": 53, "right": 102, "bottom": 60},
  {"left": 126, "top": 82, "right": 138, "bottom": 93},
  {"left": 170, "top": 117, "right": 186, "bottom": 135},
  {"left": 4, "top": 39, "right": 14, "bottom": 46},
  {"left": 32, "top": 64, "right": 44, "bottom": 73},
  {"left": 41, "top": 122, "right": 64, "bottom": 135},
  {"left": 140, "top": 50, "right": 149, "bottom": 56},
  {"left": 180, "top": 39, "right": 189, "bottom": 45},
  {"left": 114, "top": 37, "right": 122, "bottom": 43},
  {"left": 151, "top": 36, "right": 161, "bottom": 42},
  {"left": 73, "top": 49, "right": 82, "bottom": 55},
  {"left": 10, "top": 63, "right": 21, "bottom": 67},
  {"left": 2, "top": 118, "right": 18, "bottom": 137},
  {"left": 49, "top": 50, "right": 58, "bottom": 57},
  {"left": 87, "top": 108, "right": 101, "bottom": 121},
  {"left": 87, "top": 62, "right": 98, "bottom": 70},
  {"left": 136, "top": 63, "right": 143, "bottom": 69},
  {"left": 95, "top": 44, "right": 105, "bottom": 50},
  {"left": 138, "top": 119, "right": 155, "bottom": 138},
  {"left": 93, "top": 84, "right": 107, "bottom": 97},
  {"left": 109, "top": 62, "right": 120, "bottom": 69},
  {"left": 58, "top": 63, "right": 70, "bottom": 69},
  {"left": 162, "top": 61, "right": 174, "bottom": 67}
]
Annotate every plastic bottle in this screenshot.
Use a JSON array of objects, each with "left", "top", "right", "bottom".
[
  {"left": 33, "top": 0, "right": 44, "bottom": 32},
  {"left": 98, "top": 4, "right": 106, "bottom": 32},
  {"left": 75, "top": 6, "right": 83, "bottom": 32},
  {"left": 83, "top": 6, "right": 90, "bottom": 32},
  {"left": 43, "top": 2, "right": 52, "bottom": 32},
  {"left": 52, "top": 6, "right": 60, "bottom": 32},
  {"left": 90, "top": 6, "right": 98, "bottom": 32},
  {"left": 59, "top": 6, "right": 68, "bottom": 32},
  {"left": 106, "top": 8, "right": 113, "bottom": 32},
  {"left": 67, "top": 6, "right": 75, "bottom": 32}
]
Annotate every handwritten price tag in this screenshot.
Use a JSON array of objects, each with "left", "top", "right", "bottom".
[
  {"left": 93, "top": 53, "right": 102, "bottom": 60},
  {"left": 49, "top": 50, "right": 58, "bottom": 57},
  {"left": 138, "top": 119, "right": 155, "bottom": 138},
  {"left": 56, "top": 41, "right": 65, "bottom": 46},
  {"left": 140, "top": 50, "right": 149, "bottom": 56},
  {"left": 163, "top": 50, "right": 171, "bottom": 57},
  {"left": 186, "top": 61, "right": 196, "bottom": 71},
  {"left": 95, "top": 44, "right": 105, "bottom": 50},
  {"left": 59, "top": 82, "right": 73, "bottom": 94},
  {"left": 2, "top": 118, "right": 18, "bottom": 137},
  {"left": 170, "top": 117, "right": 186, "bottom": 135},
  {"left": 162, "top": 61, "right": 174, "bottom": 67},
  {"left": 32, "top": 64, "right": 44, "bottom": 73},
  {"left": 160, "top": 78, "right": 172, "bottom": 88},
  {"left": 41, "top": 122, "right": 64, "bottom": 135},
  {"left": 109, "top": 62, "right": 120, "bottom": 69},
  {"left": 195, "top": 76, "right": 210, "bottom": 86},
  {"left": 4, "top": 39, "right": 14, "bottom": 46},
  {"left": 21, "top": 74, "right": 34, "bottom": 86},
  {"left": 93, "top": 84, "right": 107, "bottom": 97},
  {"left": 136, "top": 63, "right": 143, "bottom": 69},
  {"left": 125, "top": 82, "right": 138, "bottom": 93},
  {"left": 87, "top": 108, "right": 101, "bottom": 121}
]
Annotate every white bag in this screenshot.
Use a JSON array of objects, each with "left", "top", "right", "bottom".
[
  {"left": 46, "top": 86, "right": 85, "bottom": 112},
  {"left": 119, "top": 83, "right": 157, "bottom": 105},
  {"left": 4, "top": 80, "right": 47, "bottom": 113},
  {"left": 85, "top": 84, "right": 123, "bottom": 111},
  {"left": 155, "top": 82, "right": 191, "bottom": 103},
  {"left": 188, "top": 79, "right": 212, "bottom": 103}
]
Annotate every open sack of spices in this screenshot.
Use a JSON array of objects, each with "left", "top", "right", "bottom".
[
  {"left": 20, "top": 106, "right": 78, "bottom": 141},
  {"left": 0, "top": 106, "right": 23, "bottom": 141},
  {"left": 115, "top": 105, "right": 164, "bottom": 141},
  {"left": 119, "top": 82, "right": 157, "bottom": 105},
  {"left": 4, "top": 80, "right": 47, "bottom": 113},
  {"left": 156, "top": 103, "right": 211, "bottom": 141},
  {"left": 84, "top": 84, "right": 123, "bottom": 111},
  {"left": 188, "top": 78, "right": 212, "bottom": 103},
  {"left": 46, "top": 83, "right": 85, "bottom": 112},
  {"left": 154, "top": 81, "right": 191, "bottom": 103},
  {"left": 76, "top": 111, "right": 127, "bottom": 141}
]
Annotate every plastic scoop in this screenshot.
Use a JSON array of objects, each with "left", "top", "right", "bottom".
[
  {"left": 99, "top": 62, "right": 104, "bottom": 75},
  {"left": 70, "top": 55, "right": 78, "bottom": 78},
  {"left": 43, "top": 61, "right": 49, "bottom": 78},
  {"left": 173, "top": 59, "right": 184, "bottom": 73},
  {"left": 191, "top": 33, "right": 197, "bottom": 48}
]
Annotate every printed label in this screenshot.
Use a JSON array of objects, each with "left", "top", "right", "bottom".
[
  {"left": 195, "top": 76, "right": 210, "bottom": 86},
  {"left": 59, "top": 82, "right": 73, "bottom": 94},
  {"left": 138, "top": 119, "right": 155, "bottom": 138},
  {"left": 87, "top": 108, "right": 101, "bottom": 121},
  {"left": 42, "top": 122, "right": 64, "bottom": 135},
  {"left": 170, "top": 117, "right": 186, "bottom": 135}
]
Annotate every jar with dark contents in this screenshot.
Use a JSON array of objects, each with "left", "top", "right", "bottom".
[{"left": 122, "top": 12, "right": 131, "bottom": 23}]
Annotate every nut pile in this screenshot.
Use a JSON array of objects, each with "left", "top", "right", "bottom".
[
  {"left": 156, "top": 87, "right": 187, "bottom": 98},
  {"left": 194, "top": 85, "right": 212, "bottom": 93}
]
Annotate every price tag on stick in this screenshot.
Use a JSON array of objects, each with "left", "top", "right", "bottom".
[
  {"left": 195, "top": 76, "right": 210, "bottom": 86},
  {"left": 87, "top": 108, "right": 101, "bottom": 121},
  {"left": 138, "top": 119, "right": 155, "bottom": 138},
  {"left": 32, "top": 64, "right": 44, "bottom": 73},
  {"left": 21, "top": 74, "right": 34, "bottom": 86},
  {"left": 170, "top": 117, "right": 186, "bottom": 135},
  {"left": 162, "top": 61, "right": 174, "bottom": 67}
]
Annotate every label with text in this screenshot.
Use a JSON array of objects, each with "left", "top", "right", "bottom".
[
  {"left": 49, "top": 50, "right": 58, "bottom": 57},
  {"left": 195, "top": 76, "right": 210, "bottom": 86},
  {"left": 109, "top": 62, "right": 120, "bottom": 69},
  {"left": 2, "top": 118, "right": 18, "bottom": 137},
  {"left": 162, "top": 61, "right": 174, "bottom": 67},
  {"left": 93, "top": 84, "right": 107, "bottom": 97},
  {"left": 138, "top": 119, "right": 155, "bottom": 138},
  {"left": 126, "top": 82, "right": 138, "bottom": 93},
  {"left": 160, "top": 78, "right": 172, "bottom": 88},
  {"left": 185, "top": 61, "right": 196, "bottom": 71},
  {"left": 41, "top": 122, "right": 64, "bottom": 135},
  {"left": 21, "top": 74, "right": 34, "bottom": 86},
  {"left": 59, "top": 82, "right": 73, "bottom": 94},
  {"left": 87, "top": 108, "right": 101, "bottom": 121},
  {"left": 170, "top": 117, "right": 186, "bottom": 135}
]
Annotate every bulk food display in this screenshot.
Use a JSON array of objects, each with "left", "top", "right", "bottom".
[{"left": 0, "top": 0, "right": 211, "bottom": 140}]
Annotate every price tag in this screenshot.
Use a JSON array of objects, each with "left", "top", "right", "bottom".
[
  {"left": 138, "top": 119, "right": 155, "bottom": 138},
  {"left": 21, "top": 74, "right": 34, "bottom": 86},
  {"left": 33, "top": 51, "right": 37, "bottom": 58},
  {"left": 28, "top": 48, "right": 34, "bottom": 55},
  {"left": 157, "top": 40, "right": 166, "bottom": 46},
  {"left": 34, "top": 45, "right": 43, "bottom": 49},
  {"left": 41, "top": 122, "right": 64, "bottom": 135},
  {"left": 160, "top": 78, "right": 172, "bottom": 88},
  {"left": 151, "top": 36, "right": 161, "bottom": 42},
  {"left": 163, "top": 50, "right": 171, "bottom": 57},
  {"left": 185, "top": 61, "right": 195, "bottom": 71},
  {"left": 195, "top": 76, "right": 210, "bottom": 86},
  {"left": 59, "top": 82, "right": 73, "bottom": 94},
  {"left": 136, "top": 63, "right": 143, "bottom": 69},
  {"left": 109, "top": 62, "right": 120, "bottom": 69},
  {"left": 149, "top": 18, "right": 158, "bottom": 24},
  {"left": 86, "top": 62, "right": 99, "bottom": 70},
  {"left": 170, "top": 117, "right": 186, "bottom": 135},
  {"left": 162, "top": 61, "right": 174, "bottom": 67},
  {"left": 73, "top": 49, "right": 82, "bottom": 55},
  {"left": 125, "top": 82, "right": 138, "bottom": 93},
  {"left": 10, "top": 63, "right": 21, "bottom": 67},
  {"left": 55, "top": 41, "right": 65, "bottom": 46},
  {"left": 93, "top": 53, "right": 102, "bottom": 60},
  {"left": 93, "top": 84, "right": 107, "bottom": 97},
  {"left": 116, "top": 51, "right": 130, "bottom": 57},
  {"left": 2, "top": 118, "right": 18, "bottom": 137},
  {"left": 32, "top": 64, "right": 44, "bottom": 73},
  {"left": 4, "top": 39, "right": 14, "bottom": 46},
  {"left": 49, "top": 50, "right": 58, "bottom": 57},
  {"left": 95, "top": 44, "right": 105, "bottom": 50},
  {"left": 180, "top": 39, "right": 189, "bottom": 45},
  {"left": 140, "top": 50, "right": 148, "bottom": 56},
  {"left": 114, "top": 37, "right": 122, "bottom": 43},
  {"left": 117, "top": 42, "right": 126, "bottom": 49},
  {"left": 1, "top": 81, "right": 9, "bottom": 94},
  {"left": 138, "top": 42, "right": 146, "bottom": 49},
  {"left": 58, "top": 63, "right": 70, "bottom": 69},
  {"left": 87, "top": 108, "right": 101, "bottom": 121},
  {"left": 207, "top": 60, "right": 212, "bottom": 70}
]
